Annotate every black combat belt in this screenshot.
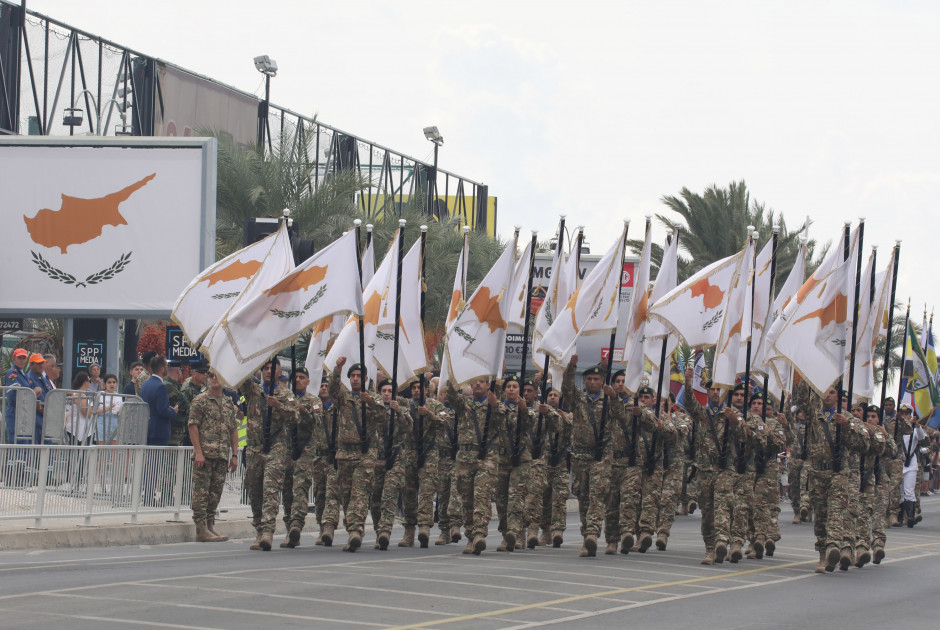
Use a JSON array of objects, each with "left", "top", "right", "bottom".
[{"left": 337, "top": 442, "right": 363, "bottom": 452}]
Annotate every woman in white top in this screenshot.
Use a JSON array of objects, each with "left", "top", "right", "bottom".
[
  {"left": 95, "top": 373, "right": 124, "bottom": 444},
  {"left": 65, "top": 371, "right": 95, "bottom": 445}
]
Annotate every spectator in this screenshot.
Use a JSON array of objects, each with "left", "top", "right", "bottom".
[
  {"left": 134, "top": 351, "right": 158, "bottom": 396},
  {"left": 65, "top": 371, "right": 95, "bottom": 445},
  {"left": 96, "top": 373, "right": 123, "bottom": 443},
  {"left": 123, "top": 361, "right": 145, "bottom": 396},
  {"left": 26, "top": 354, "right": 53, "bottom": 442},
  {"left": 42, "top": 354, "right": 59, "bottom": 389},
  {"left": 4, "top": 348, "right": 31, "bottom": 442},
  {"left": 87, "top": 362, "right": 104, "bottom": 392},
  {"left": 140, "top": 355, "right": 178, "bottom": 506}
]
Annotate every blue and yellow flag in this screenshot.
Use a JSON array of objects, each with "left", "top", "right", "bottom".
[{"left": 902, "top": 319, "right": 939, "bottom": 423}]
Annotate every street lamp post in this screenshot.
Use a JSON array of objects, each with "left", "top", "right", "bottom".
[
  {"left": 254, "top": 55, "right": 278, "bottom": 151},
  {"left": 423, "top": 126, "right": 443, "bottom": 216}
]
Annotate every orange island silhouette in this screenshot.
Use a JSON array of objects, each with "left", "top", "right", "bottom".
[{"left": 23, "top": 173, "right": 156, "bottom": 254}]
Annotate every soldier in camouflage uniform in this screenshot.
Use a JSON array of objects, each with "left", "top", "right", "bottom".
[
  {"left": 882, "top": 398, "right": 911, "bottom": 527},
  {"left": 657, "top": 393, "right": 691, "bottom": 550},
  {"left": 375, "top": 379, "right": 416, "bottom": 549},
  {"left": 409, "top": 378, "right": 450, "bottom": 548},
  {"left": 322, "top": 358, "right": 384, "bottom": 552},
  {"left": 134, "top": 350, "right": 157, "bottom": 396},
  {"left": 521, "top": 378, "right": 548, "bottom": 548},
  {"left": 867, "top": 406, "right": 896, "bottom": 564},
  {"left": 256, "top": 363, "right": 301, "bottom": 551},
  {"left": 795, "top": 381, "right": 870, "bottom": 573},
  {"left": 188, "top": 369, "right": 239, "bottom": 542},
  {"left": 562, "top": 357, "right": 614, "bottom": 557},
  {"left": 683, "top": 366, "right": 744, "bottom": 565},
  {"left": 278, "top": 368, "right": 323, "bottom": 549},
  {"left": 855, "top": 404, "right": 893, "bottom": 566},
  {"left": 435, "top": 385, "right": 460, "bottom": 546},
  {"left": 605, "top": 379, "right": 673, "bottom": 556},
  {"left": 238, "top": 370, "right": 268, "bottom": 550},
  {"left": 747, "top": 395, "right": 788, "bottom": 559},
  {"left": 726, "top": 383, "right": 756, "bottom": 564},
  {"left": 181, "top": 363, "right": 208, "bottom": 415},
  {"left": 446, "top": 379, "right": 503, "bottom": 555},
  {"left": 311, "top": 376, "right": 335, "bottom": 544},
  {"left": 540, "top": 388, "right": 572, "bottom": 548},
  {"left": 787, "top": 407, "right": 811, "bottom": 523}
]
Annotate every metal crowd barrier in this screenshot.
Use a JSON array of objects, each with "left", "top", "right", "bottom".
[
  {"left": 0, "top": 444, "right": 252, "bottom": 528},
  {"left": 1, "top": 387, "right": 144, "bottom": 445}
]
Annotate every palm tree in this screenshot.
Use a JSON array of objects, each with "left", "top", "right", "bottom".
[{"left": 628, "top": 180, "right": 828, "bottom": 290}]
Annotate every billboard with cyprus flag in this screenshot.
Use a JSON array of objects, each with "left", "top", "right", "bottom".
[{"left": 0, "top": 137, "right": 216, "bottom": 317}]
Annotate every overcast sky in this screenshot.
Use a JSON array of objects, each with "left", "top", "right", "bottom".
[{"left": 22, "top": 0, "right": 940, "bottom": 327}]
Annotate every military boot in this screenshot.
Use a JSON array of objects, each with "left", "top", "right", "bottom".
[
  {"left": 279, "top": 533, "right": 294, "bottom": 548},
  {"left": 655, "top": 532, "right": 668, "bottom": 551},
  {"left": 753, "top": 535, "right": 766, "bottom": 560},
  {"left": 814, "top": 549, "right": 828, "bottom": 573},
  {"left": 504, "top": 531, "right": 517, "bottom": 552},
  {"left": 915, "top": 503, "right": 923, "bottom": 524},
  {"left": 398, "top": 526, "right": 416, "bottom": 547},
  {"left": 825, "top": 544, "right": 840, "bottom": 572},
  {"left": 450, "top": 526, "right": 463, "bottom": 543},
  {"left": 471, "top": 535, "right": 486, "bottom": 555},
  {"left": 527, "top": 525, "right": 540, "bottom": 549},
  {"left": 207, "top": 518, "right": 228, "bottom": 541},
  {"left": 765, "top": 539, "right": 776, "bottom": 557},
  {"left": 605, "top": 541, "right": 618, "bottom": 555},
  {"left": 435, "top": 529, "right": 450, "bottom": 545},
  {"left": 873, "top": 545, "right": 886, "bottom": 564},
  {"left": 287, "top": 526, "right": 301, "bottom": 547},
  {"left": 552, "top": 530, "right": 564, "bottom": 548},
  {"left": 514, "top": 536, "right": 523, "bottom": 550},
  {"left": 701, "top": 549, "right": 716, "bottom": 565},
  {"left": 583, "top": 534, "right": 598, "bottom": 557},
  {"left": 315, "top": 527, "right": 325, "bottom": 546},
  {"left": 676, "top": 503, "right": 688, "bottom": 516},
  {"left": 745, "top": 542, "right": 757, "bottom": 560},
  {"left": 839, "top": 546, "right": 853, "bottom": 571},
  {"left": 462, "top": 537, "right": 475, "bottom": 554},
  {"left": 800, "top": 506, "right": 809, "bottom": 521},
  {"left": 539, "top": 530, "right": 552, "bottom": 547},
  {"left": 855, "top": 546, "right": 871, "bottom": 568},
  {"left": 688, "top": 500, "right": 697, "bottom": 515},
  {"left": 496, "top": 536, "right": 509, "bottom": 552},
  {"left": 791, "top": 513, "right": 802, "bottom": 524},
  {"left": 377, "top": 532, "right": 390, "bottom": 550},
  {"left": 578, "top": 544, "right": 589, "bottom": 557},
  {"left": 638, "top": 532, "right": 653, "bottom": 553},
  {"left": 196, "top": 521, "right": 224, "bottom": 543},
  {"left": 321, "top": 523, "right": 334, "bottom": 547},
  {"left": 258, "top": 531, "right": 273, "bottom": 551},
  {"left": 906, "top": 501, "right": 916, "bottom": 527},
  {"left": 418, "top": 526, "right": 431, "bottom": 548},
  {"left": 344, "top": 530, "right": 362, "bottom": 552},
  {"left": 249, "top": 529, "right": 263, "bottom": 550},
  {"left": 729, "top": 542, "right": 743, "bottom": 563},
  {"left": 714, "top": 541, "right": 728, "bottom": 564},
  {"left": 620, "top": 532, "right": 634, "bottom": 555},
  {"left": 889, "top": 511, "right": 899, "bottom": 527}
]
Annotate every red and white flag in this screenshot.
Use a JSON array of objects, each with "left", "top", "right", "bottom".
[{"left": 172, "top": 223, "right": 294, "bottom": 347}]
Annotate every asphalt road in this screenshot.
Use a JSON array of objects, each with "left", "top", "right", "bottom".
[{"left": 1, "top": 497, "right": 938, "bottom": 629}]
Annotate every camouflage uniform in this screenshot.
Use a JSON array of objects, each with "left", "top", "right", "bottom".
[
  {"left": 857, "top": 422, "right": 892, "bottom": 558},
  {"left": 562, "top": 362, "right": 607, "bottom": 540},
  {"left": 412, "top": 397, "right": 449, "bottom": 532},
  {"left": 604, "top": 396, "right": 672, "bottom": 549},
  {"left": 376, "top": 396, "right": 418, "bottom": 537},
  {"left": 750, "top": 412, "right": 788, "bottom": 546},
  {"left": 729, "top": 411, "right": 757, "bottom": 551},
  {"left": 166, "top": 376, "right": 190, "bottom": 446},
  {"left": 871, "top": 429, "right": 897, "bottom": 555},
  {"left": 181, "top": 379, "right": 206, "bottom": 443},
  {"left": 786, "top": 417, "right": 811, "bottom": 519},
  {"left": 436, "top": 403, "right": 459, "bottom": 540},
  {"left": 684, "top": 388, "right": 741, "bottom": 557},
  {"left": 794, "top": 383, "right": 870, "bottom": 557},
  {"left": 280, "top": 390, "right": 323, "bottom": 532},
  {"left": 238, "top": 379, "right": 268, "bottom": 532},
  {"left": 322, "top": 371, "right": 383, "bottom": 540},
  {"left": 258, "top": 385, "right": 301, "bottom": 535},
  {"left": 540, "top": 409, "right": 573, "bottom": 538},
  {"left": 658, "top": 409, "right": 692, "bottom": 540},
  {"left": 188, "top": 391, "right": 237, "bottom": 524},
  {"left": 445, "top": 383, "right": 503, "bottom": 545}
]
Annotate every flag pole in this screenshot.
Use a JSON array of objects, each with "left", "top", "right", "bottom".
[
  {"left": 846, "top": 219, "right": 866, "bottom": 408},
  {"left": 761, "top": 225, "right": 779, "bottom": 420},
  {"left": 896, "top": 301, "right": 911, "bottom": 438},
  {"left": 386, "top": 219, "right": 407, "bottom": 469},
  {"left": 879, "top": 242, "right": 901, "bottom": 413},
  {"left": 742, "top": 227, "right": 757, "bottom": 410},
  {"left": 654, "top": 229, "right": 677, "bottom": 419},
  {"left": 512, "top": 231, "right": 539, "bottom": 467},
  {"left": 416, "top": 224, "right": 429, "bottom": 471},
  {"left": 596, "top": 219, "right": 630, "bottom": 462},
  {"left": 632, "top": 217, "right": 651, "bottom": 415},
  {"left": 535, "top": 216, "right": 566, "bottom": 462}
]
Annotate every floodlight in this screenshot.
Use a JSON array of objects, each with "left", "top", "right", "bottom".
[
  {"left": 254, "top": 55, "right": 278, "bottom": 76},
  {"left": 63, "top": 108, "right": 83, "bottom": 127},
  {"left": 423, "top": 126, "right": 443, "bottom": 145}
]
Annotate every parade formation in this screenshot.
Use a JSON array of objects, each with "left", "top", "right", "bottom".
[{"left": 166, "top": 211, "right": 936, "bottom": 575}]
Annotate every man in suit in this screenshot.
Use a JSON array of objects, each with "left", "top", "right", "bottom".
[{"left": 140, "top": 355, "right": 178, "bottom": 505}]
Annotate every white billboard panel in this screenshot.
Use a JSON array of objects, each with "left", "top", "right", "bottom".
[{"left": 0, "top": 137, "right": 216, "bottom": 317}]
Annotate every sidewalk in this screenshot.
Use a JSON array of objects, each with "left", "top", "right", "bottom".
[{"left": 0, "top": 499, "right": 582, "bottom": 551}]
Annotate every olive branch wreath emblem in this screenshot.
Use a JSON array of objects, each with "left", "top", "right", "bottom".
[{"left": 31, "top": 250, "right": 132, "bottom": 288}]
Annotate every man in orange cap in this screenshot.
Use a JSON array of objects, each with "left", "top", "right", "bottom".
[
  {"left": 26, "top": 354, "right": 54, "bottom": 442},
  {"left": 4, "top": 348, "right": 31, "bottom": 442}
]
